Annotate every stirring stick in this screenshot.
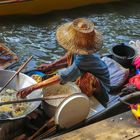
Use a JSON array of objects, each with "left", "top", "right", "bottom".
[
  {"left": 0, "top": 95, "right": 69, "bottom": 106},
  {"left": 0, "top": 56, "right": 33, "bottom": 93}
]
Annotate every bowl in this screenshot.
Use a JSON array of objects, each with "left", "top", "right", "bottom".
[{"left": 25, "top": 70, "right": 47, "bottom": 82}]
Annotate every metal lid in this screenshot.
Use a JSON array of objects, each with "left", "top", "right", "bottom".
[{"left": 55, "top": 93, "right": 90, "bottom": 129}]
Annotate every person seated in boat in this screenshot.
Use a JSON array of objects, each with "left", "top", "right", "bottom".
[{"left": 17, "top": 18, "right": 110, "bottom": 105}]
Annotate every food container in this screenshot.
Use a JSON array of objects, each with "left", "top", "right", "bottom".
[
  {"left": 25, "top": 70, "right": 47, "bottom": 82},
  {"left": 111, "top": 43, "right": 136, "bottom": 68},
  {"left": 42, "top": 82, "right": 81, "bottom": 118}
]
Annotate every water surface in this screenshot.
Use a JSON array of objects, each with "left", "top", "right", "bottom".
[{"left": 0, "top": 0, "right": 139, "bottom": 70}]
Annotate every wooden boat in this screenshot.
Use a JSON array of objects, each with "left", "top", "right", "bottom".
[
  {"left": 53, "top": 111, "right": 140, "bottom": 140},
  {"left": 1, "top": 64, "right": 139, "bottom": 139},
  {"left": 0, "top": 0, "right": 119, "bottom": 16},
  {"left": 21, "top": 55, "right": 140, "bottom": 139},
  {"left": 0, "top": 43, "right": 18, "bottom": 69},
  {"left": 1, "top": 42, "right": 140, "bottom": 139},
  {"left": 1, "top": 83, "right": 140, "bottom": 139}
]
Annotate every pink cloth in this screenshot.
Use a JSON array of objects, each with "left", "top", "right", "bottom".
[{"left": 133, "top": 56, "right": 140, "bottom": 68}]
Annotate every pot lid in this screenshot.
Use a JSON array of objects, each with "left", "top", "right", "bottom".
[{"left": 54, "top": 93, "right": 90, "bottom": 129}]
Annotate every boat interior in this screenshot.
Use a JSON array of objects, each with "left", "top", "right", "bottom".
[{"left": 0, "top": 42, "right": 140, "bottom": 139}]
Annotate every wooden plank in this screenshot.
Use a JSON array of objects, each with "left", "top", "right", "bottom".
[
  {"left": 87, "top": 96, "right": 105, "bottom": 118},
  {"left": 52, "top": 111, "right": 140, "bottom": 140},
  {"left": 131, "top": 136, "right": 140, "bottom": 140},
  {"left": 0, "top": 43, "right": 18, "bottom": 69}
]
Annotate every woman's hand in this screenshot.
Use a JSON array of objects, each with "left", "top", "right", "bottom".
[
  {"left": 16, "top": 87, "right": 33, "bottom": 98},
  {"left": 37, "top": 64, "right": 52, "bottom": 71},
  {"left": 17, "top": 75, "right": 61, "bottom": 98}
]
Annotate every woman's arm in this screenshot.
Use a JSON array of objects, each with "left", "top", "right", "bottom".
[
  {"left": 17, "top": 59, "right": 80, "bottom": 98},
  {"left": 37, "top": 54, "right": 69, "bottom": 71},
  {"left": 17, "top": 75, "right": 61, "bottom": 98}
]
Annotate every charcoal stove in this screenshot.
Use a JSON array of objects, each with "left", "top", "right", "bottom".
[
  {"left": 0, "top": 119, "right": 24, "bottom": 140},
  {"left": 0, "top": 106, "right": 49, "bottom": 140}
]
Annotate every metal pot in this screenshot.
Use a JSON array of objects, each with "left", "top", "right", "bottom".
[
  {"left": 0, "top": 70, "right": 42, "bottom": 121},
  {"left": 111, "top": 43, "right": 136, "bottom": 68},
  {"left": 42, "top": 82, "right": 81, "bottom": 118}
]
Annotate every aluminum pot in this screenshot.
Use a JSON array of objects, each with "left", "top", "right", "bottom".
[
  {"left": 42, "top": 82, "right": 81, "bottom": 118},
  {"left": 0, "top": 70, "right": 42, "bottom": 121}
]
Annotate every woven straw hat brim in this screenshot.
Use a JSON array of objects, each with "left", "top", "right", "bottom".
[{"left": 56, "top": 22, "right": 103, "bottom": 55}]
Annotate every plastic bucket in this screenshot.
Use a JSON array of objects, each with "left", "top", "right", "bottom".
[{"left": 111, "top": 43, "right": 136, "bottom": 68}]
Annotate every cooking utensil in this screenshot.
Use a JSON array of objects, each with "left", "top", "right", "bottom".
[
  {"left": 0, "top": 70, "right": 42, "bottom": 121},
  {"left": 0, "top": 56, "right": 33, "bottom": 93},
  {"left": 55, "top": 93, "right": 90, "bottom": 128},
  {"left": 43, "top": 82, "right": 81, "bottom": 117},
  {"left": 0, "top": 95, "right": 70, "bottom": 106},
  {"left": 44, "top": 93, "right": 90, "bottom": 129}
]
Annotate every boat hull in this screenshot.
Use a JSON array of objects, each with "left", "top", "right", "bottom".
[{"left": 0, "top": 0, "right": 119, "bottom": 15}]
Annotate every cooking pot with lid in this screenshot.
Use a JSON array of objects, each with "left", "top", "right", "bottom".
[{"left": 42, "top": 82, "right": 81, "bottom": 117}]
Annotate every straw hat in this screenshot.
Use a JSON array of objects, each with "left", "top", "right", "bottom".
[{"left": 56, "top": 18, "right": 103, "bottom": 55}]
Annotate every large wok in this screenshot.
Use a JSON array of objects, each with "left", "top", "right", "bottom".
[{"left": 0, "top": 70, "right": 42, "bottom": 121}]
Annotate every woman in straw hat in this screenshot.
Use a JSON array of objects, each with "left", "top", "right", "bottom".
[{"left": 17, "top": 18, "right": 110, "bottom": 105}]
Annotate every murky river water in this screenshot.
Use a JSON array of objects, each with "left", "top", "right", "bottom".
[{"left": 0, "top": 0, "right": 139, "bottom": 70}]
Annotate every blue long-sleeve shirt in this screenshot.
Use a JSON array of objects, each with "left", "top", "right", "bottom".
[{"left": 58, "top": 54, "right": 110, "bottom": 99}]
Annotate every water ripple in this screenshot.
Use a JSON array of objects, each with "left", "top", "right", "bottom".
[{"left": 0, "top": 0, "right": 139, "bottom": 70}]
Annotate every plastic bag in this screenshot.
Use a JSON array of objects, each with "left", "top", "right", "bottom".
[
  {"left": 129, "top": 74, "right": 140, "bottom": 90},
  {"left": 133, "top": 56, "right": 140, "bottom": 69}
]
